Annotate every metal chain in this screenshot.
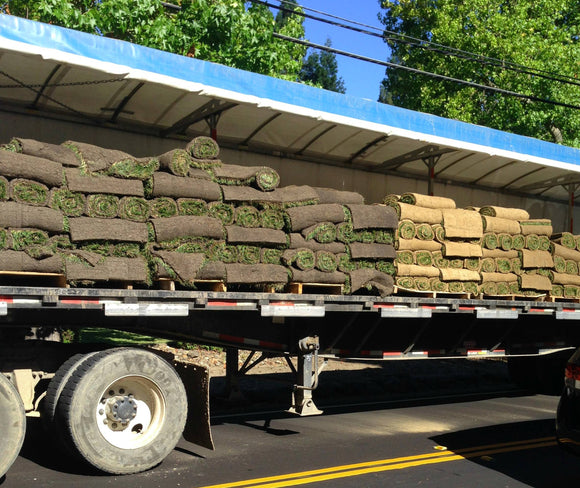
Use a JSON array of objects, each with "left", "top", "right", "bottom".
[{"left": 0, "top": 76, "right": 126, "bottom": 89}]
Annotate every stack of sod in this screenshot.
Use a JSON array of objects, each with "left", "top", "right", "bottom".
[
  {"left": 478, "top": 207, "right": 529, "bottom": 296},
  {"left": 549, "top": 236, "right": 580, "bottom": 298},
  {"left": 516, "top": 217, "right": 553, "bottom": 296},
  {"left": 280, "top": 200, "right": 397, "bottom": 296}
]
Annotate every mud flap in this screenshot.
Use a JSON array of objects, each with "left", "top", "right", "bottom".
[{"left": 173, "top": 362, "right": 214, "bottom": 450}]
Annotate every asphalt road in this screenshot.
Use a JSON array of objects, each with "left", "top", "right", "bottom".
[{"left": 2, "top": 361, "right": 580, "bottom": 488}]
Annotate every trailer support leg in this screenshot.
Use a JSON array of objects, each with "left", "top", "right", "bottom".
[
  {"left": 225, "top": 347, "right": 244, "bottom": 401},
  {"left": 288, "top": 337, "right": 323, "bottom": 416}
]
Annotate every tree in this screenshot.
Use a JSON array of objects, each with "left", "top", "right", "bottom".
[
  {"left": 299, "top": 39, "right": 346, "bottom": 93},
  {"left": 378, "top": 0, "right": 580, "bottom": 147},
  {"left": 2, "top": 1, "right": 307, "bottom": 82}
]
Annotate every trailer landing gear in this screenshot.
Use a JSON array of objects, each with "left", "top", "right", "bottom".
[{"left": 288, "top": 336, "right": 324, "bottom": 417}]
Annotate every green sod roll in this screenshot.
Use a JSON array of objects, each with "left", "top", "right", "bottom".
[
  {"left": 336, "top": 221, "right": 357, "bottom": 243},
  {"left": 175, "top": 238, "right": 210, "bottom": 254},
  {"left": 118, "top": 196, "right": 150, "bottom": 222},
  {"left": 208, "top": 202, "right": 235, "bottom": 225},
  {"left": 50, "top": 189, "right": 86, "bottom": 216},
  {"left": 261, "top": 248, "right": 283, "bottom": 265},
  {"left": 10, "top": 229, "right": 49, "bottom": 251},
  {"left": 106, "top": 157, "right": 159, "bottom": 180},
  {"left": 337, "top": 253, "right": 357, "bottom": 272},
  {"left": 396, "top": 277, "right": 415, "bottom": 289},
  {"left": 464, "top": 282, "right": 479, "bottom": 295},
  {"left": 480, "top": 282, "right": 498, "bottom": 295},
  {"left": 464, "top": 258, "right": 481, "bottom": 271},
  {"left": 158, "top": 150, "right": 191, "bottom": 177},
  {"left": 220, "top": 245, "right": 239, "bottom": 264},
  {"left": 565, "top": 286, "right": 578, "bottom": 299},
  {"left": 496, "top": 282, "right": 510, "bottom": 295},
  {"left": 0, "top": 176, "right": 7, "bottom": 200},
  {"left": 511, "top": 258, "right": 523, "bottom": 275},
  {"left": 255, "top": 168, "right": 281, "bottom": 192},
  {"left": 305, "top": 222, "right": 337, "bottom": 244},
  {"left": 496, "top": 258, "right": 512, "bottom": 273},
  {"left": 433, "top": 252, "right": 449, "bottom": 268},
  {"left": 559, "top": 232, "right": 576, "bottom": 249},
  {"left": 396, "top": 251, "right": 414, "bottom": 265},
  {"left": 416, "top": 223, "right": 435, "bottom": 240},
  {"left": 482, "top": 233, "right": 498, "bottom": 250},
  {"left": 237, "top": 245, "right": 261, "bottom": 265},
  {"left": 398, "top": 220, "right": 416, "bottom": 240},
  {"left": 538, "top": 235, "right": 551, "bottom": 251},
  {"left": 150, "top": 197, "right": 178, "bottom": 218},
  {"left": 509, "top": 282, "right": 520, "bottom": 294},
  {"left": 432, "top": 224, "right": 445, "bottom": 243},
  {"left": 512, "top": 234, "right": 525, "bottom": 250},
  {"left": 294, "top": 249, "right": 316, "bottom": 270},
  {"left": 449, "top": 259, "right": 464, "bottom": 269},
  {"left": 0, "top": 229, "right": 6, "bottom": 249},
  {"left": 430, "top": 278, "right": 448, "bottom": 292},
  {"left": 178, "top": 198, "right": 208, "bottom": 216},
  {"left": 356, "top": 230, "right": 375, "bottom": 243},
  {"left": 356, "top": 260, "right": 375, "bottom": 270},
  {"left": 187, "top": 136, "right": 220, "bottom": 159},
  {"left": 316, "top": 251, "right": 338, "bottom": 272},
  {"left": 566, "top": 260, "right": 579, "bottom": 275},
  {"left": 554, "top": 255, "right": 567, "bottom": 273},
  {"left": 498, "top": 234, "right": 513, "bottom": 251},
  {"left": 525, "top": 234, "right": 540, "bottom": 250},
  {"left": 414, "top": 277, "right": 431, "bottom": 291},
  {"left": 235, "top": 206, "right": 260, "bottom": 228},
  {"left": 260, "top": 208, "right": 286, "bottom": 230},
  {"left": 10, "top": 179, "right": 49, "bottom": 206},
  {"left": 576, "top": 236, "right": 580, "bottom": 251},
  {"left": 374, "top": 229, "right": 394, "bottom": 245},
  {"left": 86, "top": 194, "right": 119, "bottom": 218},
  {"left": 448, "top": 282, "right": 464, "bottom": 293},
  {"left": 481, "top": 258, "right": 496, "bottom": 273},
  {"left": 376, "top": 260, "right": 396, "bottom": 275},
  {"left": 551, "top": 284, "right": 564, "bottom": 297},
  {"left": 415, "top": 251, "right": 433, "bottom": 266}
]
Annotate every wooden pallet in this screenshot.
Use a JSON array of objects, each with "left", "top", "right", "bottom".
[
  {"left": 157, "top": 278, "right": 227, "bottom": 292},
  {"left": 0, "top": 271, "right": 67, "bottom": 288},
  {"left": 393, "top": 285, "right": 472, "bottom": 300},
  {"left": 287, "top": 282, "right": 344, "bottom": 295}
]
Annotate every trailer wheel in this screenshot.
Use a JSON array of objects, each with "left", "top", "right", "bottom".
[
  {"left": 56, "top": 348, "right": 187, "bottom": 474},
  {"left": 44, "top": 351, "right": 101, "bottom": 430},
  {"left": 0, "top": 373, "right": 26, "bottom": 478}
]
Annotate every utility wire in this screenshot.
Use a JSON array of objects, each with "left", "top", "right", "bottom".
[
  {"left": 273, "top": 33, "right": 580, "bottom": 111},
  {"left": 259, "top": 0, "right": 580, "bottom": 89}
]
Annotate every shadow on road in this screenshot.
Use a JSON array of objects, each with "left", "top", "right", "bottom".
[{"left": 431, "top": 419, "right": 580, "bottom": 487}]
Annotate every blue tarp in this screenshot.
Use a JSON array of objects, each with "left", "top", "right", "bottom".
[{"left": 1, "top": 14, "right": 579, "bottom": 168}]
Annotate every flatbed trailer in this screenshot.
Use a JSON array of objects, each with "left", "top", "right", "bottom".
[{"left": 1, "top": 284, "right": 580, "bottom": 477}]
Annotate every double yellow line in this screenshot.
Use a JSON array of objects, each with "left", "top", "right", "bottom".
[{"left": 197, "top": 436, "right": 556, "bottom": 488}]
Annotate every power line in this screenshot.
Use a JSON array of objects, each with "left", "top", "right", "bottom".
[
  {"left": 257, "top": 0, "right": 580, "bottom": 90},
  {"left": 273, "top": 33, "right": 580, "bottom": 111}
]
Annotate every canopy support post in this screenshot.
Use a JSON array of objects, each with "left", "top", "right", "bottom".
[
  {"left": 422, "top": 155, "right": 441, "bottom": 196},
  {"left": 563, "top": 184, "right": 580, "bottom": 233}
]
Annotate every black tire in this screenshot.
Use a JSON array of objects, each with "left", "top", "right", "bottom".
[
  {"left": 43, "top": 351, "right": 101, "bottom": 430},
  {"left": 56, "top": 347, "right": 187, "bottom": 474},
  {"left": 0, "top": 373, "right": 26, "bottom": 478}
]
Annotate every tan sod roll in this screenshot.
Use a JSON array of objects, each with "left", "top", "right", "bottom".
[
  {"left": 519, "top": 219, "right": 553, "bottom": 236},
  {"left": 396, "top": 264, "right": 440, "bottom": 277},
  {"left": 399, "top": 193, "right": 456, "bottom": 209},
  {"left": 65, "top": 168, "right": 144, "bottom": 197},
  {"left": 551, "top": 243, "right": 580, "bottom": 261},
  {"left": 481, "top": 272, "right": 518, "bottom": 282},
  {"left": 0, "top": 150, "right": 64, "bottom": 187},
  {"left": 480, "top": 206, "right": 530, "bottom": 220},
  {"left": 519, "top": 274, "right": 552, "bottom": 291},
  {"left": 481, "top": 216, "right": 521, "bottom": 234},
  {"left": 520, "top": 249, "right": 554, "bottom": 269},
  {"left": 396, "top": 239, "right": 442, "bottom": 251},
  {"left": 442, "top": 241, "right": 483, "bottom": 258},
  {"left": 442, "top": 208, "right": 484, "bottom": 239},
  {"left": 439, "top": 268, "right": 481, "bottom": 282},
  {"left": 389, "top": 202, "right": 443, "bottom": 224},
  {"left": 69, "top": 218, "right": 149, "bottom": 243},
  {"left": 482, "top": 249, "right": 519, "bottom": 258}
]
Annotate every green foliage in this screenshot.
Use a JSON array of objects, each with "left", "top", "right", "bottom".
[
  {"left": 299, "top": 39, "right": 346, "bottom": 93},
  {"left": 4, "top": 0, "right": 307, "bottom": 81},
  {"left": 379, "top": 0, "right": 580, "bottom": 147}
]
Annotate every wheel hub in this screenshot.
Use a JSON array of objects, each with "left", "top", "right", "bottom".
[{"left": 105, "top": 395, "right": 137, "bottom": 426}]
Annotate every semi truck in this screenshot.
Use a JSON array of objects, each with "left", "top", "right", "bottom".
[{"left": 1, "top": 282, "right": 579, "bottom": 477}]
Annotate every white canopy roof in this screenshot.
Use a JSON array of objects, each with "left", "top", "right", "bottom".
[{"left": 1, "top": 15, "right": 579, "bottom": 203}]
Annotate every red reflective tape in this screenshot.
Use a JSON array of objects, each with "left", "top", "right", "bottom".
[
  {"left": 219, "top": 334, "right": 245, "bottom": 344},
  {"left": 269, "top": 301, "right": 295, "bottom": 307},
  {"left": 208, "top": 300, "right": 239, "bottom": 307},
  {"left": 258, "top": 340, "right": 285, "bottom": 350},
  {"left": 422, "top": 305, "right": 436, "bottom": 310},
  {"left": 459, "top": 306, "right": 475, "bottom": 310},
  {"left": 0, "top": 296, "right": 13, "bottom": 303},
  {"left": 562, "top": 309, "right": 579, "bottom": 313},
  {"left": 383, "top": 352, "right": 402, "bottom": 357},
  {"left": 373, "top": 304, "right": 395, "bottom": 309},
  {"left": 60, "top": 299, "right": 100, "bottom": 305}
]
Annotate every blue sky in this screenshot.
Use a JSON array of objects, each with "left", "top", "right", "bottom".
[{"left": 294, "top": 1, "right": 388, "bottom": 101}]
